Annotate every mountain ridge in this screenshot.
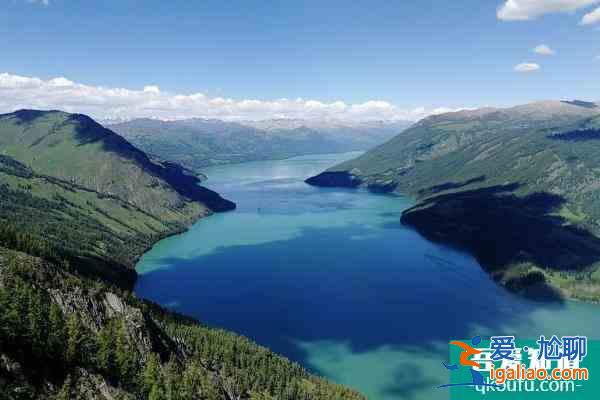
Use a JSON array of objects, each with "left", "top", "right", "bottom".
[
  {"left": 307, "top": 99, "right": 600, "bottom": 301},
  {"left": 109, "top": 117, "right": 411, "bottom": 171},
  {"left": 0, "top": 109, "right": 235, "bottom": 286},
  {"left": 2, "top": 109, "right": 235, "bottom": 212}
]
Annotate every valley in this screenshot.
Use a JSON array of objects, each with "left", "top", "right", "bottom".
[
  {"left": 4, "top": 2, "right": 600, "bottom": 399},
  {"left": 4, "top": 101, "right": 600, "bottom": 399}
]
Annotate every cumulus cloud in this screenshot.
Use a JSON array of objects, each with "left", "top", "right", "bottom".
[
  {"left": 533, "top": 44, "right": 556, "bottom": 55},
  {"left": 27, "top": 0, "right": 50, "bottom": 5},
  {"left": 514, "top": 62, "right": 541, "bottom": 72},
  {"left": 0, "top": 72, "right": 462, "bottom": 122},
  {"left": 143, "top": 85, "right": 161, "bottom": 94},
  {"left": 498, "top": 0, "right": 599, "bottom": 21},
  {"left": 581, "top": 6, "right": 600, "bottom": 23}
]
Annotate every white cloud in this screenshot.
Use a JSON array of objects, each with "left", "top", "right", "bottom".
[
  {"left": 143, "top": 85, "right": 161, "bottom": 94},
  {"left": 533, "top": 44, "right": 556, "bottom": 55},
  {"left": 498, "top": 0, "right": 599, "bottom": 21},
  {"left": 27, "top": 0, "right": 50, "bottom": 5},
  {"left": 0, "top": 72, "right": 463, "bottom": 122},
  {"left": 514, "top": 62, "right": 541, "bottom": 72},
  {"left": 581, "top": 6, "right": 600, "bottom": 24}
]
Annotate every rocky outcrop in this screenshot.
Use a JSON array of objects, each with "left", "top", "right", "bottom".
[
  {"left": 305, "top": 170, "right": 363, "bottom": 188},
  {"left": 66, "top": 369, "right": 133, "bottom": 400},
  {"left": 0, "top": 248, "right": 178, "bottom": 397}
]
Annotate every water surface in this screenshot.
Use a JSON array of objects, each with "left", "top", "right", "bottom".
[{"left": 135, "top": 152, "right": 600, "bottom": 399}]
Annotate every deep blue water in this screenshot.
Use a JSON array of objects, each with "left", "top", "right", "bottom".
[{"left": 135, "top": 152, "right": 600, "bottom": 399}]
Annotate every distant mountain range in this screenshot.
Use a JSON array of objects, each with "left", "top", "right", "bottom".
[
  {"left": 308, "top": 100, "right": 600, "bottom": 302},
  {"left": 108, "top": 117, "right": 411, "bottom": 171},
  {"left": 0, "top": 109, "right": 364, "bottom": 399}
]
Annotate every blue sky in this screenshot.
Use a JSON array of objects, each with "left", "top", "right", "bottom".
[{"left": 0, "top": 0, "right": 599, "bottom": 120}]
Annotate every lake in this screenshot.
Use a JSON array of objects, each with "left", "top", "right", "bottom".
[{"left": 135, "top": 152, "right": 600, "bottom": 399}]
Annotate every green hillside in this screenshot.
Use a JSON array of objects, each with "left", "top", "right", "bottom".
[
  {"left": 0, "top": 110, "right": 235, "bottom": 285},
  {"left": 0, "top": 110, "right": 364, "bottom": 399},
  {"left": 308, "top": 100, "right": 600, "bottom": 301},
  {"left": 0, "top": 110, "right": 234, "bottom": 214}
]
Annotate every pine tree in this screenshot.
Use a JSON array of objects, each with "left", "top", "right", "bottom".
[
  {"left": 148, "top": 383, "right": 164, "bottom": 400},
  {"left": 65, "top": 314, "right": 83, "bottom": 366},
  {"left": 55, "top": 374, "right": 73, "bottom": 400},
  {"left": 27, "top": 290, "right": 48, "bottom": 360},
  {"left": 115, "top": 321, "right": 138, "bottom": 388},
  {"left": 180, "top": 361, "right": 202, "bottom": 400},
  {"left": 96, "top": 320, "right": 115, "bottom": 376},
  {"left": 162, "top": 356, "right": 180, "bottom": 400},
  {"left": 142, "top": 353, "right": 161, "bottom": 396},
  {"left": 48, "top": 303, "right": 66, "bottom": 363}
]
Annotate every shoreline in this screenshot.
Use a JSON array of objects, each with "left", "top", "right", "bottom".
[
  {"left": 129, "top": 197, "right": 235, "bottom": 289},
  {"left": 306, "top": 170, "right": 600, "bottom": 304}
]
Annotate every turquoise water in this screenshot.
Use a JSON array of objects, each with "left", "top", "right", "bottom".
[{"left": 135, "top": 152, "right": 600, "bottom": 400}]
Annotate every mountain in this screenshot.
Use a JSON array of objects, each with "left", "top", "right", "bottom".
[
  {"left": 241, "top": 118, "right": 410, "bottom": 144},
  {"left": 0, "top": 110, "right": 364, "bottom": 399},
  {"left": 307, "top": 100, "right": 600, "bottom": 301},
  {"left": 108, "top": 118, "right": 411, "bottom": 171},
  {"left": 0, "top": 110, "right": 234, "bottom": 286}
]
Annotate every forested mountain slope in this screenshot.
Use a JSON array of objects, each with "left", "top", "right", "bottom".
[
  {"left": 0, "top": 246, "right": 365, "bottom": 400},
  {"left": 308, "top": 100, "right": 600, "bottom": 301}
]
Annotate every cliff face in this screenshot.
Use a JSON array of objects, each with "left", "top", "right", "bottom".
[{"left": 0, "top": 247, "right": 167, "bottom": 399}]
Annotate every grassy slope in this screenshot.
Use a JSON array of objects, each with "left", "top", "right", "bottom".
[
  {"left": 0, "top": 110, "right": 234, "bottom": 213},
  {"left": 0, "top": 155, "right": 174, "bottom": 285},
  {"left": 0, "top": 110, "right": 237, "bottom": 284},
  {"left": 312, "top": 101, "right": 600, "bottom": 301}
]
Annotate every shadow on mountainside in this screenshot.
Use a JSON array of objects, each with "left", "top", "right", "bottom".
[
  {"left": 9, "top": 110, "right": 235, "bottom": 212},
  {"left": 71, "top": 114, "right": 236, "bottom": 211},
  {"left": 417, "top": 175, "right": 486, "bottom": 197},
  {"left": 547, "top": 128, "right": 600, "bottom": 142},
  {"left": 401, "top": 181, "right": 600, "bottom": 299},
  {"left": 561, "top": 100, "right": 598, "bottom": 109},
  {"left": 5, "top": 109, "right": 50, "bottom": 124}
]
